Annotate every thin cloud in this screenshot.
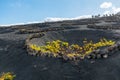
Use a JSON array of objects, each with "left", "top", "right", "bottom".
[
  {"left": 112, "top": 7, "right": 120, "bottom": 14},
  {"left": 103, "top": 6, "right": 120, "bottom": 14},
  {"left": 103, "top": 11, "right": 110, "bottom": 14},
  {"left": 100, "top": 2, "right": 112, "bottom": 9},
  {"left": 100, "top": 2, "right": 120, "bottom": 14},
  {"left": 0, "top": 15, "right": 92, "bottom": 26},
  {"left": 44, "top": 15, "right": 91, "bottom": 22},
  {"left": 0, "top": 21, "right": 43, "bottom": 27}
]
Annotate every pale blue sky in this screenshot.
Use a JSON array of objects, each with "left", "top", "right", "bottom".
[{"left": 0, "top": 0, "right": 120, "bottom": 25}]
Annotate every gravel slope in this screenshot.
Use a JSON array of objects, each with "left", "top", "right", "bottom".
[{"left": 0, "top": 24, "right": 120, "bottom": 80}]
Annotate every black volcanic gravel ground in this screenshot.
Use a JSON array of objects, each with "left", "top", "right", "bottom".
[{"left": 0, "top": 27, "right": 120, "bottom": 80}]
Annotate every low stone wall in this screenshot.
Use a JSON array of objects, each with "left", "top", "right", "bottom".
[
  {"left": 25, "top": 33, "right": 120, "bottom": 61},
  {"left": 18, "top": 27, "right": 65, "bottom": 34},
  {"left": 87, "top": 24, "right": 120, "bottom": 30},
  {"left": 87, "top": 41, "right": 120, "bottom": 59}
]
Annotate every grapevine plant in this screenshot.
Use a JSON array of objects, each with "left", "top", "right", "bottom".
[
  {"left": 28, "top": 38, "right": 115, "bottom": 60},
  {"left": 0, "top": 72, "right": 16, "bottom": 80}
]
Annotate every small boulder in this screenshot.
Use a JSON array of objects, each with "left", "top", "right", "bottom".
[{"left": 102, "top": 54, "right": 108, "bottom": 59}]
